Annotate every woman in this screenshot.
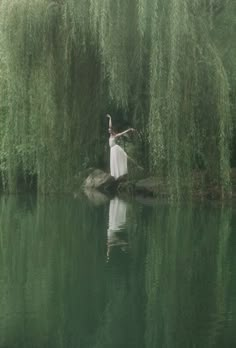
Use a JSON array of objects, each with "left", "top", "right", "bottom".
[{"left": 106, "top": 114, "right": 134, "bottom": 179}]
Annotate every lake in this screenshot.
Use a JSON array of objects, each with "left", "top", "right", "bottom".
[{"left": 0, "top": 193, "right": 235, "bottom": 348}]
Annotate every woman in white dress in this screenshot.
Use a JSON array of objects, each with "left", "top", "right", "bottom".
[{"left": 106, "top": 114, "right": 135, "bottom": 179}]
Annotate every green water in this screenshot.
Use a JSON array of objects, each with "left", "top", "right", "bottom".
[{"left": 0, "top": 194, "right": 235, "bottom": 348}]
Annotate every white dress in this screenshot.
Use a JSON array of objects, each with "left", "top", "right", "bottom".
[{"left": 109, "top": 136, "right": 128, "bottom": 179}]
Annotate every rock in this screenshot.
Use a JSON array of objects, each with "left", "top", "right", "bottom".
[
  {"left": 135, "top": 177, "right": 159, "bottom": 196},
  {"left": 117, "top": 180, "right": 135, "bottom": 194},
  {"left": 83, "top": 188, "right": 110, "bottom": 205},
  {"left": 83, "top": 170, "right": 162, "bottom": 197},
  {"left": 116, "top": 174, "right": 128, "bottom": 183},
  {"left": 83, "top": 169, "right": 116, "bottom": 193},
  {"left": 135, "top": 195, "right": 158, "bottom": 205}
]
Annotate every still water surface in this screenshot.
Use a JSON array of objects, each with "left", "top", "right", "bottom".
[{"left": 0, "top": 193, "right": 235, "bottom": 348}]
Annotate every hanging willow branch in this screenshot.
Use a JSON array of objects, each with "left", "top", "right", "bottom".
[{"left": 0, "top": 0, "right": 234, "bottom": 197}]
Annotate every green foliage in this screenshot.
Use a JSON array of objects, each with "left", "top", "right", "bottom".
[{"left": 0, "top": 0, "right": 235, "bottom": 197}]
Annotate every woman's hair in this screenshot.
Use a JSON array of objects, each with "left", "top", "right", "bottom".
[{"left": 109, "top": 127, "right": 116, "bottom": 135}]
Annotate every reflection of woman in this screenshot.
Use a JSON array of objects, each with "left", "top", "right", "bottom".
[
  {"left": 106, "top": 114, "right": 135, "bottom": 179},
  {"left": 107, "top": 197, "right": 128, "bottom": 258}
]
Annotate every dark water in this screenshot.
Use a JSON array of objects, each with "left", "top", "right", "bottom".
[{"left": 0, "top": 193, "right": 236, "bottom": 348}]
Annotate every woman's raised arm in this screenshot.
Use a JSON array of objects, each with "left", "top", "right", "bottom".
[
  {"left": 106, "top": 114, "right": 112, "bottom": 129},
  {"left": 115, "top": 128, "right": 135, "bottom": 138}
]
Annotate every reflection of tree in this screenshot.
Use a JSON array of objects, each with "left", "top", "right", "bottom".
[
  {"left": 0, "top": 195, "right": 107, "bottom": 348},
  {"left": 91, "top": 199, "right": 146, "bottom": 348},
  {"left": 144, "top": 205, "right": 233, "bottom": 348},
  {"left": 0, "top": 196, "right": 234, "bottom": 348},
  {"left": 91, "top": 262, "right": 132, "bottom": 348}
]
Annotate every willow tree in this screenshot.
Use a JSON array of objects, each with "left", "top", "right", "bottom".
[
  {"left": 0, "top": 0, "right": 105, "bottom": 193},
  {"left": 0, "top": 0, "right": 234, "bottom": 197}
]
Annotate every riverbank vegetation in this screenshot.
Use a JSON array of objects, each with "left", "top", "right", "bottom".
[{"left": 0, "top": 0, "right": 235, "bottom": 198}]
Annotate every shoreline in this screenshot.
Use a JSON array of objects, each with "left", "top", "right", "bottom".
[{"left": 82, "top": 168, "right": 236, "bottom": 201}]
